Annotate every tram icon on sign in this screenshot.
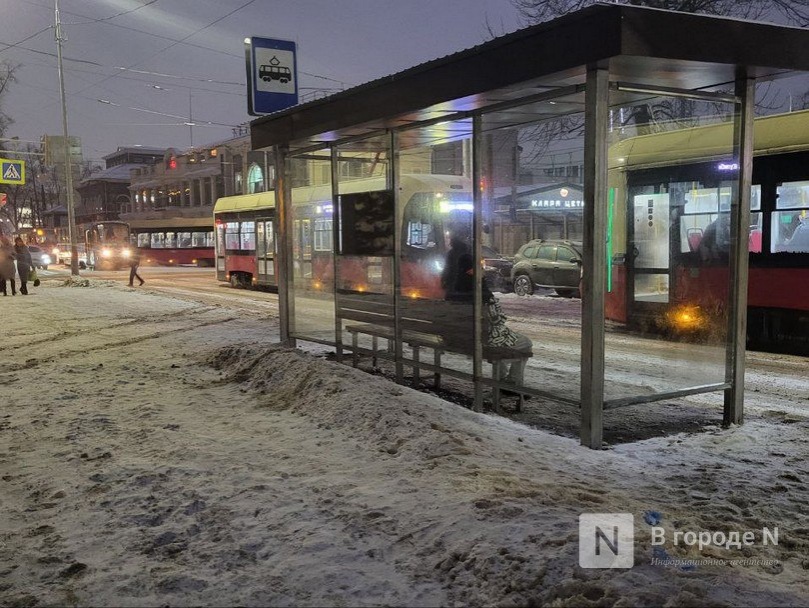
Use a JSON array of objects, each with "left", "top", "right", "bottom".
[{"left": 259, "top": 57, "right": 291, "bottom": 83}]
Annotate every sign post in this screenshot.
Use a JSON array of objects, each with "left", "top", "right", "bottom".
[{"left": 245, "top": 36, "right": 298, "bottom": 116}]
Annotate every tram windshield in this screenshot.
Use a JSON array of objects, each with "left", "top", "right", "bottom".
[{"left": 90, "top": 222, "right": 130, "bottom": 244}]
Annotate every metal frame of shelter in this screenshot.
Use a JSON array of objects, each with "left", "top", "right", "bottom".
[{"left": 249, "top": 4, "right": 809, "bottom": 448}]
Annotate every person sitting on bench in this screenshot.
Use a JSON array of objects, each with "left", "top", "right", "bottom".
[{"left": 453, "top": 253, "right": 533, "bottom": 386}]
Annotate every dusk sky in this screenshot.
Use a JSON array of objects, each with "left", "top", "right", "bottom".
[{"left": 1, "top": 0, "right": 523, "bottom": 164}]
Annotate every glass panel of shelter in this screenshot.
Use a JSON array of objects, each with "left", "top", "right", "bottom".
[
  {"left": 288, "top": 149, "right": 335, "bottom": 343},
  {"left": 395, "top": 118, "right": 476, "bottom": 386},
  {"left": 604, "top": 91, "right": 739, "bottom": 404},
  {"left": 334, "top": 135, "right": 394, "bottom": 370},
  {"left": 479, "top": 91, "right": 586, "bottom": 406}
]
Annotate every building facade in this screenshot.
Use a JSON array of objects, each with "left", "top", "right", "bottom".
[
  {"left": 75, "top": 147, "right": 167, "bottom": 224},
  {"left": 123, "top": 135, "right": 273, "bottom": 222}
]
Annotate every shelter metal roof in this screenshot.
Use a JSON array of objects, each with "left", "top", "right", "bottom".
[{"left": 251, "top": 3, "right": 809, "bottom": 153}]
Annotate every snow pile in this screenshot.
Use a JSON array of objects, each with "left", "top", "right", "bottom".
[
  {"left": 208, "top": 344, "right": 480, "bottom": 460},
  {"left": 52, "top": 276, "right": 119, "bottom": 288}
]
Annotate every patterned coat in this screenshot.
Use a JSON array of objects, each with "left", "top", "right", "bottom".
[{"left": 485, "top": 296, "right": 518, "bottom": 348}]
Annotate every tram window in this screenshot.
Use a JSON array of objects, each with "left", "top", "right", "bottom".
[
  {"left": 406, "top": 221, "right": 436, "bottom": 249},
  {"left": 191, "top": 232, "right": 208, "bottom": 247},
  {"left": 151, "top": 233, "right": 165, "bottom": 249},
  {"left": 225, "top": 222, "right": 240, "bottom": 250},
  {"left": 165, "top": 232, "right": 177, "bottom": 248},
  {"left": 176, "top": 232, "right": 192, "bottom": 248},
  {"left": 314, "top": 218, "right": 333, "bottom": 252},
  {"left": 772, "top": 211, "right": 809, "bottom": 253},
  {"left": 137, "top": 233, "right": 150, "bottom": 248},
  {"left": 680, "top": 184, "right": 761, "bottom": 254},
  {"left": 240, "top": 221, "right": 256, "bottom": 251},
  {"left": 775, "top": 181, "right": 809, "bottom": 209},
  {"left": 206, "top": 231, "right": 215, "bottom": 248}
]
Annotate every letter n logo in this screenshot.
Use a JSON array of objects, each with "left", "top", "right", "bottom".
[{"left": 579, "top": 513, "right": 634, "bottom": 568}]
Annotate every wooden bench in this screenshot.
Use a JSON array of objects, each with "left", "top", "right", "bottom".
[{"left": 336, "top": 292, "right": 532, "bottom": 411}]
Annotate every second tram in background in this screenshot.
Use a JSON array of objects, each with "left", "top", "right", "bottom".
[
  {"left": 129, "top": 218, "right": 215, "bottom": 267},
  {"left": 84, "top": 221, "right": 132, "bottom": 270}
]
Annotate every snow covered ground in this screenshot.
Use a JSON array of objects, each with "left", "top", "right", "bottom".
[{"left": 1, "top": 279, "right": 807, "bottom": 607}]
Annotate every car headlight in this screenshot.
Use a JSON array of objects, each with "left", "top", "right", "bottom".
[
  {"left": 101, "top": 248, "right": 112, "bottom": 258},
  {"left": 41, "top": 255, "right": 52, "bottom": 264},
  {"left": 121, "top": 248, "right": 131, "bottom": 258}
]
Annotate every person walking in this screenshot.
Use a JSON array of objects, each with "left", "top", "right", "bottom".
[
  {"left": 128, "top": 248, "right": 144, "bottom": 286},
  {"left": 13, "top": 237, "right": 33, "bottom": 295},
  {"left": 0, "top": 236, "right": 16, "bottom": 296}
]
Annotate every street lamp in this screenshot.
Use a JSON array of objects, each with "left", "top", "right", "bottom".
[{"left": 55, "top": 0, "right": 80, "bottom": 276}]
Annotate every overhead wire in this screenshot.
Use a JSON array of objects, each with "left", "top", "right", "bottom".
[{"left": 13, "top": 0, "right": 350, "bottom": 85}]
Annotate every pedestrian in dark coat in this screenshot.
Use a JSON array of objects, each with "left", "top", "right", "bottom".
[
  {"left": 128, "top": 248, "right": 144, "bottom": 286},
  {"left": 440, "top": 233, "right": 470, "bottom": 300},
  {"left": 14, "top": 237, "right": 32, "bottom": 295},
  {"left": 0, "top": 236, "right": 16, "bottom": 296}
]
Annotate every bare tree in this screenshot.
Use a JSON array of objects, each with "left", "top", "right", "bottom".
[
  {"left": 501, "top": 0, "right": 808, "bottom": 181},
  {"left": 512, "top": 0, "right": 809, "bottom": 27},
  {"left": 0, "top": 60, "right": 17, "bottom": 141}
]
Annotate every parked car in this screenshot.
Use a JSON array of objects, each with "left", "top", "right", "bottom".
[
  {"left": 510, "top": 239, "right": 583, "bottom": 297},
  {"left": 482, "top": 245, "right": 513, "bottom": 293},
  {"left": 27, "top": 245, "right": 52, "bottom": 270}
]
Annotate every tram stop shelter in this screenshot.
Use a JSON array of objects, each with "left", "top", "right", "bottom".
[{"left": 248, "top": 4, "right": 809, "bottom": 448}]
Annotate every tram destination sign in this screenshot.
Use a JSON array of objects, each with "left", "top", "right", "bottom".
[{"left": 245, "top": 36, "right": 298, "bottom": 116}]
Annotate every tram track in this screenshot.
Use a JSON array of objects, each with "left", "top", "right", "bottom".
[
  {"left": 0, "top": 305, "right": 221, "bottom": 350},
  {"left": 0, "top": 312, "right": 237, "bottom": 374}
]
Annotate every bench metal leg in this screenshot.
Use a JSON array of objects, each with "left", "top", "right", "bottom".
[
  {"left": 492, "top": 361, "right": 503, "bottom": 413},
  {"left": 372, "top": 335, "right": 379, "bottom": 367},
  {"left": 433, "top": 349, "right": 442, "bottom": 389},
  {"left": 412, "top": 346, "right": 420, "bottom": 387},
  {"left": 352, "top": 332, "right": 359, "bottom": 368}
]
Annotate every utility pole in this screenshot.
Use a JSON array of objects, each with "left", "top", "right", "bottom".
[{"left": 55, "top": 0, "right": 80, "bottom": 276}]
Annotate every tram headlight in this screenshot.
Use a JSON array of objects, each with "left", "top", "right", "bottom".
[
  {"left": 666, "top": 304, "right": 706, "bottom": 332},
  {"left": 101, "top": 248, "right": 112, "bottom": 258}
]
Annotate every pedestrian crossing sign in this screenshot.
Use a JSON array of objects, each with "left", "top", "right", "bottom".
[{"left": 0, "top": 158, "right": 25, "bottom": 185}]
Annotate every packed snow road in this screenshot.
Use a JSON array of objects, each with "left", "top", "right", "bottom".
[{"left": 0, "top": 275, "right": 807, "bottom": 607}]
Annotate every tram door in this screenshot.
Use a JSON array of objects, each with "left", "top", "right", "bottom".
[
  {"left": 256, "top": 218, "right": 275, "bottom": 286},
  {"left": 215, "top": 222, "right": 226, "bottom": 281},
  {"left": 292, "top": 218, "right": 312, "bottom": 279},
  {"left": 628, "top": 192, "right": 671, "bottom": 316}
]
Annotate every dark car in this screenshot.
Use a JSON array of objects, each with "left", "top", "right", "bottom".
[
  {"left": 510, "top": 239, "right": 583, "bottom": 297},
  {"left": 482, "top": 245, "right": 513, "bottom": 293}
]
